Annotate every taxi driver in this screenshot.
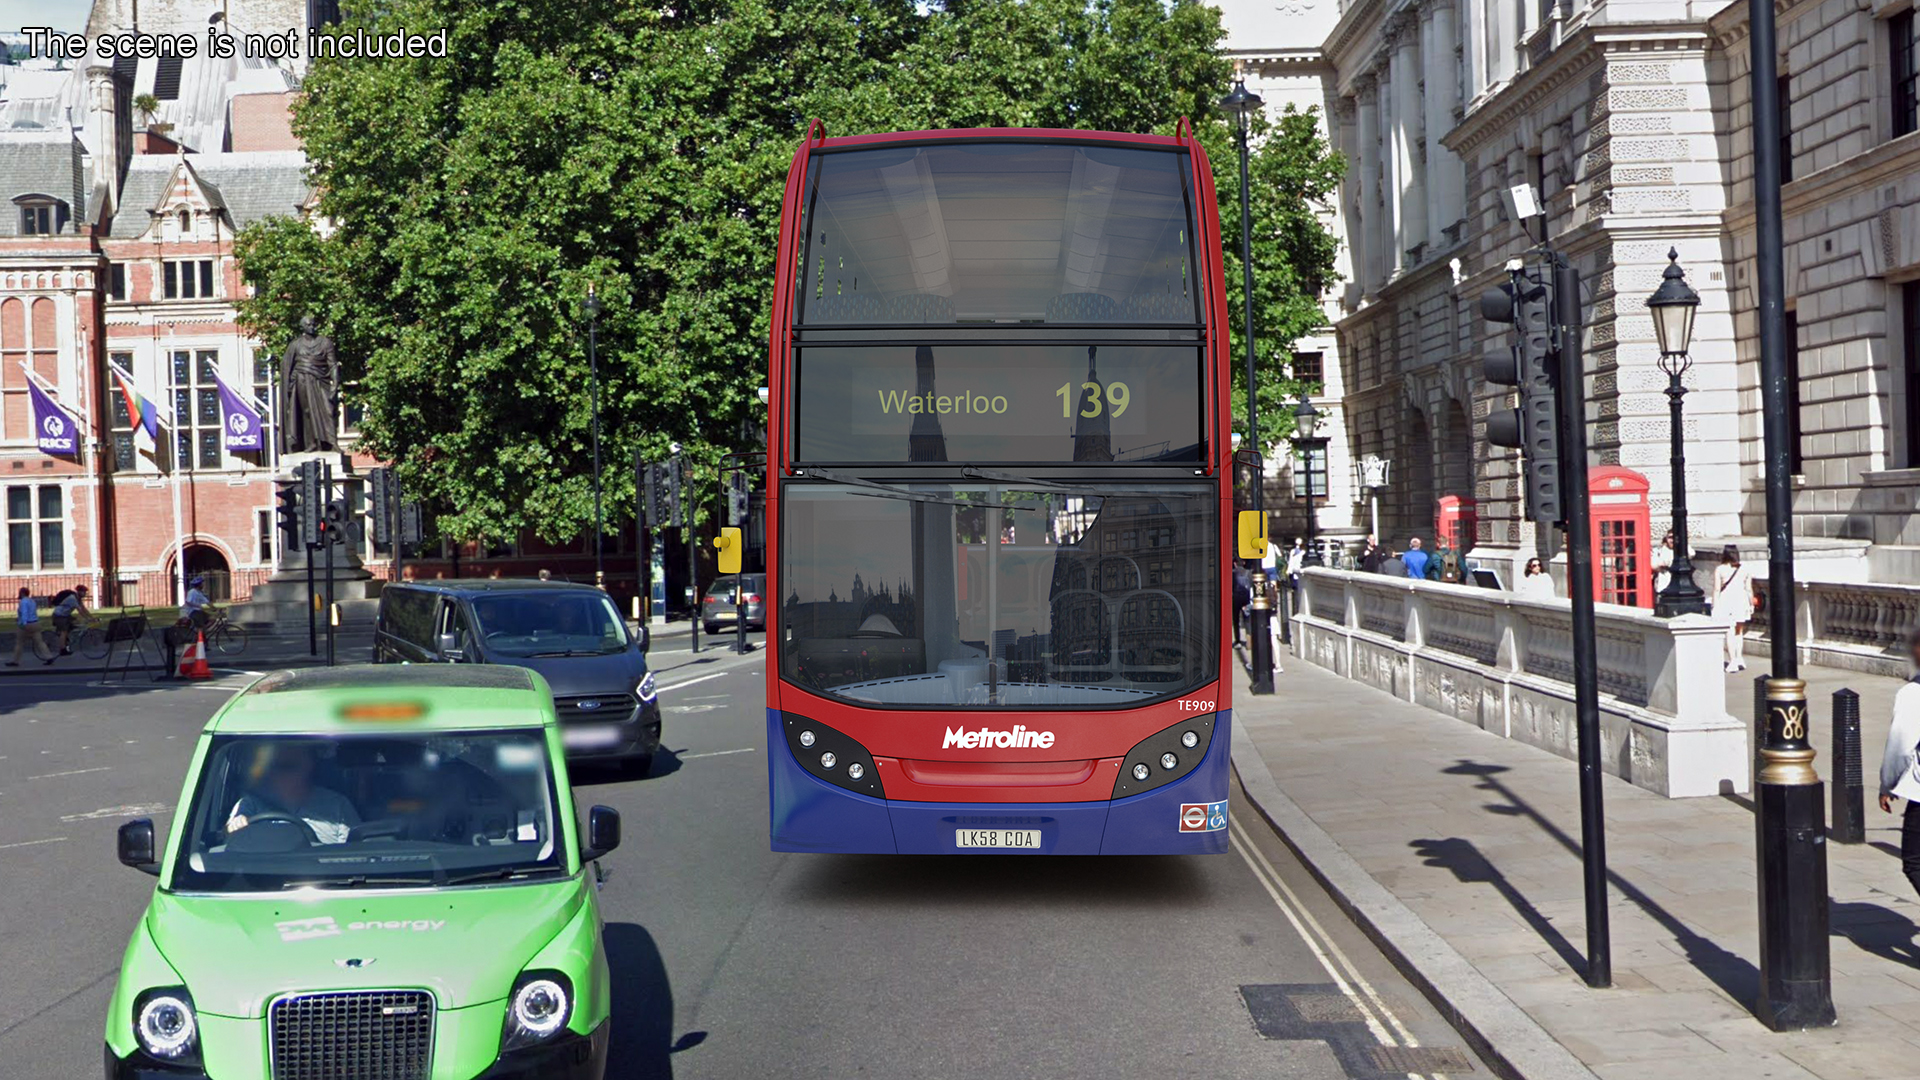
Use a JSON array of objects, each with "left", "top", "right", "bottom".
[{"left": 226, "top": 743, "right": 360, "bottom": 844}]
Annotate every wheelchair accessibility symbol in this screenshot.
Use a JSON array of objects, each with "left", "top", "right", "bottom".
[{"left": 1179, "top": 800, "right": 1228, "bottom": 833}]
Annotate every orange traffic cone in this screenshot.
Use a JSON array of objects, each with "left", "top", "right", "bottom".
[{"left": 179, "top": 631, "right": 212, "bottom": 680}]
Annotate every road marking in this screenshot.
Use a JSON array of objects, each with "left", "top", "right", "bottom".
[
  {"left": 61, "top": 802, "right": 169, "bottom": 822},
  {"left": 28, "top": 766, "right": 111, "bottom": 780},
  {"left": 1229, "top": 820, "right": 1436, "bottom": 1077},
  {"left": 657, "top": 669, "right": 748, "bottom": 693},
  {"left": 0, "top": 836, "right": 67, "bottom": 850},
  {"left": 681, "top": 748, "right": 757, "bottom": 760}
]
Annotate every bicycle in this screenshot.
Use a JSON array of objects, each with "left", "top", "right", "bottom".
[
  {"left": 73, "top": 613, "right": 110, "bottom": 660},
  {"left": 200, "top": 608, "right": 250, "bottom": 656}
]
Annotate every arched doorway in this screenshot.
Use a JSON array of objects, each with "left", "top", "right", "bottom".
[
  {"left": 1402, "top": 407, "right": 1436, "bottom": 545},
  {"left": 180, "top": 544, "right": 233, "bottom": 600}
]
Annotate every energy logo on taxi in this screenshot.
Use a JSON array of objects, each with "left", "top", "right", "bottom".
[{"left": 1178, "top": 801, "right": 1227, "bottom": 833}]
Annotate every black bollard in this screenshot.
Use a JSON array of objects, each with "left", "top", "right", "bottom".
[{"left": 1831, "top": 689, "right": 1864, "bottom": 844}]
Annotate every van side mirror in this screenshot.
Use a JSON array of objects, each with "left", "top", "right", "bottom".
[
  {"left": 118, "top": 819, "right": 159, "bottom": 875},
  {"left": 635, "top": 624, "right": 650, "bottom": 653},
  {"left": 436, "top": 632, "right": 465, "bottom": 661},
  {"left": 581, "top": 805, "right": 621, "bottom": 863}
]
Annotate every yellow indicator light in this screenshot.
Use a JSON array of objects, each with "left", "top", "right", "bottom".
[
  {"left": 1236, "top": 510, "right": 1268, "bottom": 559},
  {"left": 341, "top": 702, "right": 427, "bottom": 721}
]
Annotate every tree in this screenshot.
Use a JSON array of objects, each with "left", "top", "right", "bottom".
[{"left": 235, "top": 0, "right": 1343, "bottom": 543}]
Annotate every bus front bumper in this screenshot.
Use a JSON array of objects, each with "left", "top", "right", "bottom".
[{"left": 767, "top": 709, "right": 1231, "bottom": 855}]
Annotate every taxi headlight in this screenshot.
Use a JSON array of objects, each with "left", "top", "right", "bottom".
[
  {"left": 134, "top": 988, "right": 198, "bottom": 1062},
  {"left": 635, "top": 671, "right": 657, "bottom": 704},
  {"left": 502, "top": 971, "right": 572, "bottom": 1051}
]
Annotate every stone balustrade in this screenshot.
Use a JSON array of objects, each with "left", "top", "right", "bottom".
[
  {"left": 1294, "top": 568, "right": 1749, "bottom": 797},
  {"left": 1751, "top": 579, "right": 1920, "bottom": 677}
]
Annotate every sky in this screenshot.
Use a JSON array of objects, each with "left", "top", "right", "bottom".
[{"left": 2, "top": 0, "right": 89, "bottom": 37}]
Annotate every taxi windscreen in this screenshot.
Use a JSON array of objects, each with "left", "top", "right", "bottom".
[{"left": 169, "top": 731, "right": 565, "bottom": 892}]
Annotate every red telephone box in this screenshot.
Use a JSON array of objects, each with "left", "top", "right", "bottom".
[
  {"left": 1588, "top": 466, "right": 1652, "bottom": 608},
  {"left": 1436, "top": 495, "right": 1477, "bottom": 553}
]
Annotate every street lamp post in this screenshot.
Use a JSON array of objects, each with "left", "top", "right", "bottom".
[
  {"left": 1749, "top": 0, "right": 1833, "bottom": 1029},
  {"left": 1222, "top": 76, "right": 1274, "bottom": 695},
  {"left": 584, "top": 285, "right": 605, "bottom": 590},
  {"left": 1294, "top": 393, "right": 1322, "bottom": 567},
  {"left": 1648, "top": 250, "right": 1708, "bottom": 618}
]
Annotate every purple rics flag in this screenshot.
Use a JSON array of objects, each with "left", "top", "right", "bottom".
[
  {"left": 212, "top": 369, "right": 264, "bottom": 452},
  {"left": 26, "top": 377, "right": 77, "bottom": 456}
]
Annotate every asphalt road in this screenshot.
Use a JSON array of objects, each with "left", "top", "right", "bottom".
[{"left": 0, "top": 646, "right": 1486, "bottom": 1080}]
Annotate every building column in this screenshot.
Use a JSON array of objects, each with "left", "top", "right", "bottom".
[
  {"left": 1355, "top": 78, "right": 1381, "bottom": 296},
  {"left": 1388, "top": 11, "right": 1427, "bottom": 272},
  {"left": 1422, "top": 0, "right": 1464, "bottom": 250}
]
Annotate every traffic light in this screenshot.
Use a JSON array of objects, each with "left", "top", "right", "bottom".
[
  {"left": 726, "top": 471, "right": 750, "bottom": 527},
  {"left": 275, "top": 479, "right": 301, "bottom": 547},
  {"left": 296, "top": 460, "right": 323, "bottom": 548},
  {"left": 642, "top": 461, "right": 682, "bottom": 530},
  {"left": 1481, "top": 265, "right": 1562, "bottom": 523},
  {"left": 713, "top": 527, "right": 743, "bottom": 575},
  {"left": 368, "top": 467, "right": 392, "bottom": 546},
  {"left": 323, "top": 499, "right": 349, "bottom": 546}
]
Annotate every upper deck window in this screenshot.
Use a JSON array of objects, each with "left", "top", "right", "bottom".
[{"left": 796, "top": 142, "right": 1199, "bottom": 326}]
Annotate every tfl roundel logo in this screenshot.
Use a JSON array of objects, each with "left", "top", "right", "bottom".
[{"left": 1179, "top": 801, "right": 1227, "bottom": 833}]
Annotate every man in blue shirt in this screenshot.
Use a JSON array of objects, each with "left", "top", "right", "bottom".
[
  {"left": 1402, "top": 537, "right": 1431, "bottom": 581},
  {"left": 9, "top": 587, "right": 40, "bottom": 667}
]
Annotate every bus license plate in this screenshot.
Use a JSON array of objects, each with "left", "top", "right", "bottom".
[
  {"left": 563, "top": 725, "right": 622, "bottom": 749},
  {"left": 955, "top": 829, "right": 1041, "bottom": 849}
]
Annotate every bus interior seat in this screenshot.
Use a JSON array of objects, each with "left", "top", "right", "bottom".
[
  {"left": 1046, "top": 292, "right": 1118, "bottom": 322},
  {"left": 1122, "top": 292, "right": 1195, "bottom": 322}
]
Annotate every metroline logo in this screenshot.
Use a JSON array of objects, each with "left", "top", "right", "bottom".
[{"left": 943, "top": 725, "right": 1056, "bottom": 750}]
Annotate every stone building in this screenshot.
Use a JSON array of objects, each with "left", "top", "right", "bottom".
[{"left": 1220, "top": 0, "right": 1920, "bottom": 599}]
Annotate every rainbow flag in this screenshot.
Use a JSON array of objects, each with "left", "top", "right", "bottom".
[{"left": 109, "top": 362, "right": 161, "bottom": 441}]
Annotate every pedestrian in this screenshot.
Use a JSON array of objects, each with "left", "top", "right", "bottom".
[
  {"left": 1360, "top": 535, "right": 1385, "bottom": 574},
  {"left": 1402, "top": 537, "right": 1431, "bottom": 581},
  {"left": 1231, "top": 564, "right": 1252, "bottom": 646},
  {"left": 1651, "top": 531, "right": 1676, "bottom": 594},
  {"left": 8, "top": 586, "right": 40, "bottom": 667},
  {"left": 538, "top": 568, "right": 553, "bottom": 581},
  {"left": 1878, "top": 626, "right": 1920, "bottom": 898},
  {"left": 1285, "top": 537, "right": 1306, "bottom": 615},
  {"left": 1711, "top": 544, "right": 1756, "bottom": 672},
  {"left": 1381, "top": 547, "right": 1406, "bottom": 578},
  {"left": 1517, "top": 557, "right": 1555, "bottom": 600},
  {"left": 48, "top": 584, "right": 89, "bottom": 661}
]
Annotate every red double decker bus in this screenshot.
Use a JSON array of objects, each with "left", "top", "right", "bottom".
[{"left": 763, "top": 122, "right": 1236, "bottom": 855}]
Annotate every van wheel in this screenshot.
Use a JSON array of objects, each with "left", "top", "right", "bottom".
[{"left": 623, "top": 752, "right": 654, "bottom": 779}]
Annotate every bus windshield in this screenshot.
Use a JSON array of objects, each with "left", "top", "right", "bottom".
[
  {"left": 796, "top": 142, "right": 1198, "bottom": 325},
  {"left": 780, "top": 482, "right": 1217, "bottom": 708}
]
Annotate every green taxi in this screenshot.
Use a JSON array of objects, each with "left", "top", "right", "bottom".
[{"left": 105, "top": 665, "right": 621, "bottom": 1080}]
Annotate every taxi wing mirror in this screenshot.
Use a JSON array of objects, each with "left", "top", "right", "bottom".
[
  {"left": 582, "top": 805, "right": 621, "bottom": 863},
  {"left": 118, "top": 818, "right": 159, "bottom": 875}
]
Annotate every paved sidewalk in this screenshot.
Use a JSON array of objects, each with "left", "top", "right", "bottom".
[{"left": 1235, "top": 656, "right": 1920, "bottom": 1080}]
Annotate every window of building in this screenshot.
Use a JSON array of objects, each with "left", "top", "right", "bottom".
[
  {"left": 1895, "top": 9, "right": 1919, "bottom": 139},
  {"left": 1295, "top": 443, "right": 1330, "bottom": 499},
  {"left": 1777, "top": 71, "right": 1795, "bottom": 183},
  {"left": 256, "top": 508, "right": 274, "bottom": 563},
  {"left": 1292, "top": 351, "right": 1325, "bottom": 386},
  {"left": 1784, "top": 311, "right": 1804, "bottom": 474},
  {"left": 154, "top": 55, "right": 184, "bottom": 100},
  {"left": 1904, "top": 282, "right": 1920, "bottom": 466},
  {"left": 162, "top": 259, "right": 216, "bottom": 300},
  {"left": 17, "top": 198, "right": 66, "bottom": 235},
  {"left": 109, "top": 351, "right": 137, "bottom": 472},
  {"left": 108, "top": 264, "right": 127, "bottom": 302},
  {"left": 6, "top": 484, "right": 64, "bottom": 570},
  {"left": 170, "top": 348, "right": 224, "bottom": 470}
]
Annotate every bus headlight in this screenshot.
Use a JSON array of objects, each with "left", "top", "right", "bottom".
[
  {"left": 1160, "top": 752, "right": 1179, "bottom": 770},
  {"left": 847, "top": 762, "right": 865, "bottom": 780},
  {"left": 1181, "top": 730, "right": 1199, "bottom": 749},
  {"left": 502, "top": 972, "right": 572, "bottom": 1051},
  {"left": 635, "top": 671, "right": 657, "bottom": 704},
  {"left": 820, "top": 752, "right": 837, "bottom": 770},
  {"left": 1132, "top": 763, "right": 1151, "bottom": 781},
  {"left": 134, "top": 989, "right": 198, "bottom": 1062}
]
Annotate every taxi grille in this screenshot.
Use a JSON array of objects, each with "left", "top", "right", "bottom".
[{"left": 269, "top": 990, "right": 433, "bottom": 1080}]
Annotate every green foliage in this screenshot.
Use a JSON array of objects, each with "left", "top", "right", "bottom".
[{"left": 234, "top": 0, "right": 1343, "bottom": 542}]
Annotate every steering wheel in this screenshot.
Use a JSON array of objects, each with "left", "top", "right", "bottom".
[{"left": 240, "top": 811, "right": 319, "bottom": 844}]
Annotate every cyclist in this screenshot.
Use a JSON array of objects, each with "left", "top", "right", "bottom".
[
  {"left": 49, "top": 585, "right": 90, "bottom": 659},
  {"left": 8, "top": 586, "right": 41, "bottom": 667},
  {"left": 181, "top": 576, "right": 215, "bottom": 630}
]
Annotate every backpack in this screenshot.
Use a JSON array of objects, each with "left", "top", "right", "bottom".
[{"left": 50, "top": 588, "right": 76, "bottom": 608}]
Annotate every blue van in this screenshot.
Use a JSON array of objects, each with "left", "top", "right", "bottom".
[{"left": 374, "top": 580, "right": 661, "bottom": 771}]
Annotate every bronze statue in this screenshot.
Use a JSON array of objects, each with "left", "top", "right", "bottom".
[{"left": 281, "top": 315, "right": 339, "bottom": 453}]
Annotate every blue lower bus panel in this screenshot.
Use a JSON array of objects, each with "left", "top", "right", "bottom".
[{"left": 768, "top": 709, "right": 1231, "bottom": 855}]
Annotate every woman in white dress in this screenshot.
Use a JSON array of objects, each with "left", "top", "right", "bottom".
[
  {"left": 1711, "top": 544, "right": 1756, "bottom": 672},
  {"left": 1651, "top": 531, "right": 1676, "bottom": 594},
  {"left": 1517, "top": 557, "right": 1556, "bottom": 600}
]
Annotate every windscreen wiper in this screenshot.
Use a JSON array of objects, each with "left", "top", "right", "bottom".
[
  {"left": 794, "top": 467, "right": 1039, "bottom": 512},
  {"left": 958, "top": 466, "right": 1185, "bottom": 500},
  {"left": 280, "top": 873, "right": 439, "bottom": 890},
  {"left": 442, "top": 865, "right": 567, "bottom": 886}
]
